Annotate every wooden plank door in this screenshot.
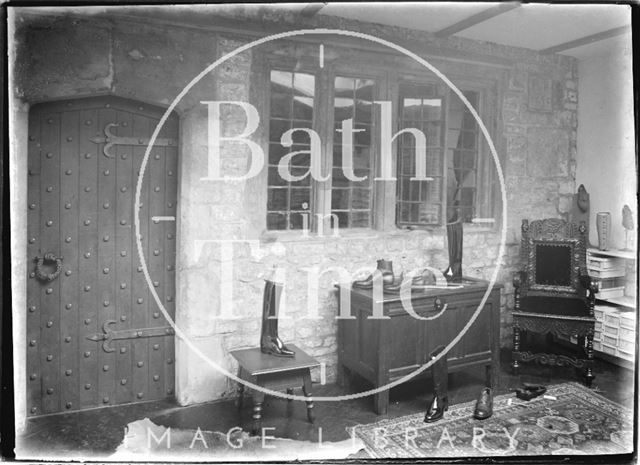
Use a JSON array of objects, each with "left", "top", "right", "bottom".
[{"left": 26, "top": 96, "right": 178, "bottom": 416}]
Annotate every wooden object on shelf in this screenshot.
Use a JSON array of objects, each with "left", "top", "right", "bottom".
[
  {"left": 570, "top": 184, "right": 590, "bottom": 246},
  {"left": 336, "top": 277, "right": 501, "bottom": 415},
  {"left": 512, "top": 218, "right": 597, "bottom": 387},
  {"left": 230, "top": 345, "right": 319, "bottom": 434}
]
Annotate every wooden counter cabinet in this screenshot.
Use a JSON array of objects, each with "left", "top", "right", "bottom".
[{"left": 336, "top": 278, "right": 502, "bottom": 414}]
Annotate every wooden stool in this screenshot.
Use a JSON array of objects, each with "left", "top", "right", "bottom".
[{"left": 230, "top": 344, "right": 319, "bottom": 434}]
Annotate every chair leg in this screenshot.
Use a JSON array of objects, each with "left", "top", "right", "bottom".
[
  {"left": 302, "top": 372, "right": 315, "bottom": 423},
  {"left": 252, "top": 391, "right": 265, "bottom": 435},
  {"left": 585, "top": 331, "right": 595, "bottom": 388},
  {"left": 237, "top": 368, "right": 245, "bottom": 409},
  {"left": 512, "top": 324, "right": 521, "bottom": 375}
]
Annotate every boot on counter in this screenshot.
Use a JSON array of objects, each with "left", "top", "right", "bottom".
[
  {"left": 473, "top": 387, "right": 493, "bottom": 420},
  {"left": 260, "top": 280, "right": 295, "bottom": 357},
  {"left": 424, "top": 345, "right": 449, "bottom": 423},
  {"left": 353, "top": 259, "right": 395, "bottom": 289},
  {"left": 443, "top": 221, "right": 463, "bottom": 283}
]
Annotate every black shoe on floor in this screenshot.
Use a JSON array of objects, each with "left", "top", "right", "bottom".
[{"left": 473, "top": 387, "right": 493, "bottom": 420}]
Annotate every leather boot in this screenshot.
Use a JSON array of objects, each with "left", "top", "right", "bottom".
[
  {"left": 443, "top": 221, "right": 463, "bottom": 283},
  {"left": 353, "top": 259, "right": 394, "bottom": 289},
  {"left": 260, "top": 280, "right": 295, "bottom": 357},
  {"left": 424, "top": 345, "right": 448, "bottom": 423}
]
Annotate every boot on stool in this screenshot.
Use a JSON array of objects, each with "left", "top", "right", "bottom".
[
  {"left": 260, "top": 280, "right": 295, "bottom": 357},
  {"left": 424, "top": 345, "right": 449, "bottom": 423}
]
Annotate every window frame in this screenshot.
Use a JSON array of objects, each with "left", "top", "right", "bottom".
[{"left": 260, "top": 48, "right": 501, "bottom": 235}]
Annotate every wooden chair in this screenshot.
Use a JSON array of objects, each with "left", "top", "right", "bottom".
[{"left": 512, "top": 218, "right": 598, "bottom": 387}]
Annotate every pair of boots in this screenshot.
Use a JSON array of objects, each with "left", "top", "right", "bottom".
[
  {"left": 260, "top": 280, "right": 295, "bottom": 357},
  {"left": 423, "top": 346, "right": 493, "bottom": 422}
]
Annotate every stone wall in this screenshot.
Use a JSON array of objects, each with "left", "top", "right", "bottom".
[{"left": 10, "top": 6, "right": 578, "bottom": 409}]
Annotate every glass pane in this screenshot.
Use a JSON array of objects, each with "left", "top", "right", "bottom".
[
  {"left": 334, "top": 103, "right": 353, "bottom": 123},
  {"left": 270, "top": 70, "right": 293, "bottom": 92},
  {"left": 426, "top": 148, "right": 442, "bottom": 175},
  {"left": 424, "top": 122, "right": 440, "bottom": 146},
  {"left": 290, "top": 167, "right": 311, "bottom": 186},
  {"left": 354, "top": 124, "right": 371, "bottom": 146},
  {"left": 332, "top": 145, "right": 342, "bottom": 168},
  {"left": 419, "top": 203, "right": 439, "bottom": 224},
  {"left": 352, "top": 188, "right": 371, "bottom": 209},
  {"left": 461, "top": 130, "right": 476, "bottom": 149},
  {"left": 331, "top": 211, "right": 349, "bottom": 229},
  {"left": 334, "top": 77, "right": 354, "bottom": 96},
  {"left": 352, "top": 211, "right": 371, "bottom": 228},
  {"left": 447, "top": 129, "right": 461, "bottom": 148},
  {"left": 331, "top": 189, "right": 350, "bottom": 210},
  {"left": 455, "top": 169, "right": 476, "bottom": 187},
  {"left": 464, "top": 90, "right": 479, "bottom": 110},
  {"left": 290, "top": 188, "right": 310, "bottom": 210},
  {"left": 332, "top": 168, "right": 349, "bottom": 187},
  {"left": 289, "top": 211, "right": 304, "bottom": 230},
  {"left": 410, "top": 180, "right": 421, "bottom": 201},
  {"left": 422, "top": 99, "right": 442, "bottom": 121},
  {"left": 460, "top": 151, "right": 475, "bottom": 170},
  {"left": 267, "top": 188, "right": 287, "bottom": 211},
  {"left": 267, "top": 212, "right": 287, "bottom": 230},
  {"left": 267, "top": 70, "right": 316, "bottom": 230},
  {"left": 293, "top": 97, "right": 313, "bottom": 120},
  {"left": 355, "top": 79, "right": 374, "bottom": 123},
  {"left": 270, "top": 119, "right": 290, "bottom": 143},
  {"left": 353, "top": 146, "right": 371, "bottom": 170},
  {"left": 403, "top": 98, "right": 422, "bottom": 120},
  {"left": 293, "top": 73, "right": 315, "bottom": 99},
  {"left": 270, "top": 92, "right": 290, "bottom": 118},
  {"left": 460, "top": 187, "right": 476, "bottom": 206},
  {"left": 268, "top": 166, "right": 287, "bottom": 187},
  {"left": 462, "top": 112, "right": 477, "bottom": 130}
]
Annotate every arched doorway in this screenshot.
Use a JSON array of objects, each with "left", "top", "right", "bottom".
[{"left": 26, "top": 96, "right": 178, "bottom": 415}]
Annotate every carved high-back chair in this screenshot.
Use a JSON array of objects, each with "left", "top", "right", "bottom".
[{"left": 511, "top": 218, "right": 598, "bottom": 387}]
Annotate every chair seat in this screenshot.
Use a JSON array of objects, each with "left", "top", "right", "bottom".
[{"left": 518, "top": 296, "right": 589, "bottom": 317}]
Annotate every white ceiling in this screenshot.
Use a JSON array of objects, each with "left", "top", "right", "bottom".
[{"left": 319, "top": 2, "right": 632, "bottom": 59}]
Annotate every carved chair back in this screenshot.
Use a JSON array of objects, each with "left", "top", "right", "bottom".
[{"left": 519, "top": 218, "right": 588, "bottom": 300}]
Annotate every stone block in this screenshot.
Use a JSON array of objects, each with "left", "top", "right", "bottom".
[{"left": 526, "top": 127, "right": 569, "bottom": 178}]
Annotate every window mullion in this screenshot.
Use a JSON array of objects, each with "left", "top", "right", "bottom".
[{"left": 313, "top": 67, "right": 334, "bottom": 234}]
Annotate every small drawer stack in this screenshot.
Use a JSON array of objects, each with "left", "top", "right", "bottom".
[
  {"left": 593, "top": 303, "right": 636, "bottom": 362},
  {"left": 587, "top": 252, "right": 626, "bottom": 299}
]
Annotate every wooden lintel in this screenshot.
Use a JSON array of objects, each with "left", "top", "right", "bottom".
[
  {"left": 435, "top": 2, "right": 521, "bottom": 38},
  {"left": 540, "top": 25, "right": 630, "bottom": 54}
]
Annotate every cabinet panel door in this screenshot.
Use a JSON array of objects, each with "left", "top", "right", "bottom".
[
  {"left": 385, "top": 315, "right": 422, "bottom": 369},
  {"left": 463, "top": 299, "right": 493, "bottom": 356},
  {"left": 423, "top": 303, "right": 467, "bottom": 360}
]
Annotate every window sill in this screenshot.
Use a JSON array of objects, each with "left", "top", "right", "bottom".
[{"left": 260, "top": 222, "right": 499, "bottom": 244}]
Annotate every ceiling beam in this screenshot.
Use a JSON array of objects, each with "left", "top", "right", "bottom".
[
  {"left": 539, "top": 25, "right": 630, "bottom": 54},
  {"left": 300, "top": 3, "right": 326, "bottom": 18},
  {"left": 435, "top": 2, "right": 520, "bottom": 38}
]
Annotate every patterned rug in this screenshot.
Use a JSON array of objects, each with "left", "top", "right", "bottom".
[{"left": 351, "top": 382, "right": 634, "bottom": 458}]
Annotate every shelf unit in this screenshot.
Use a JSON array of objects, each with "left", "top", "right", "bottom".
[{"left": 587, "top": 248, "right": 637, "bottom": 367}]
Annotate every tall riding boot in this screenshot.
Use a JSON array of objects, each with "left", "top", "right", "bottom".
[
  {"left": 443, "top": 221, "right": 463, "bottom": 283},
  {"left": 353, "top": 259, "right": 394, "bottom": 289},
  {"left": 424, "top": 345, "right": 449, "bottom": 423},
  {"left": 260, "top": 280, "right": 295, "bottom": 357}
]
